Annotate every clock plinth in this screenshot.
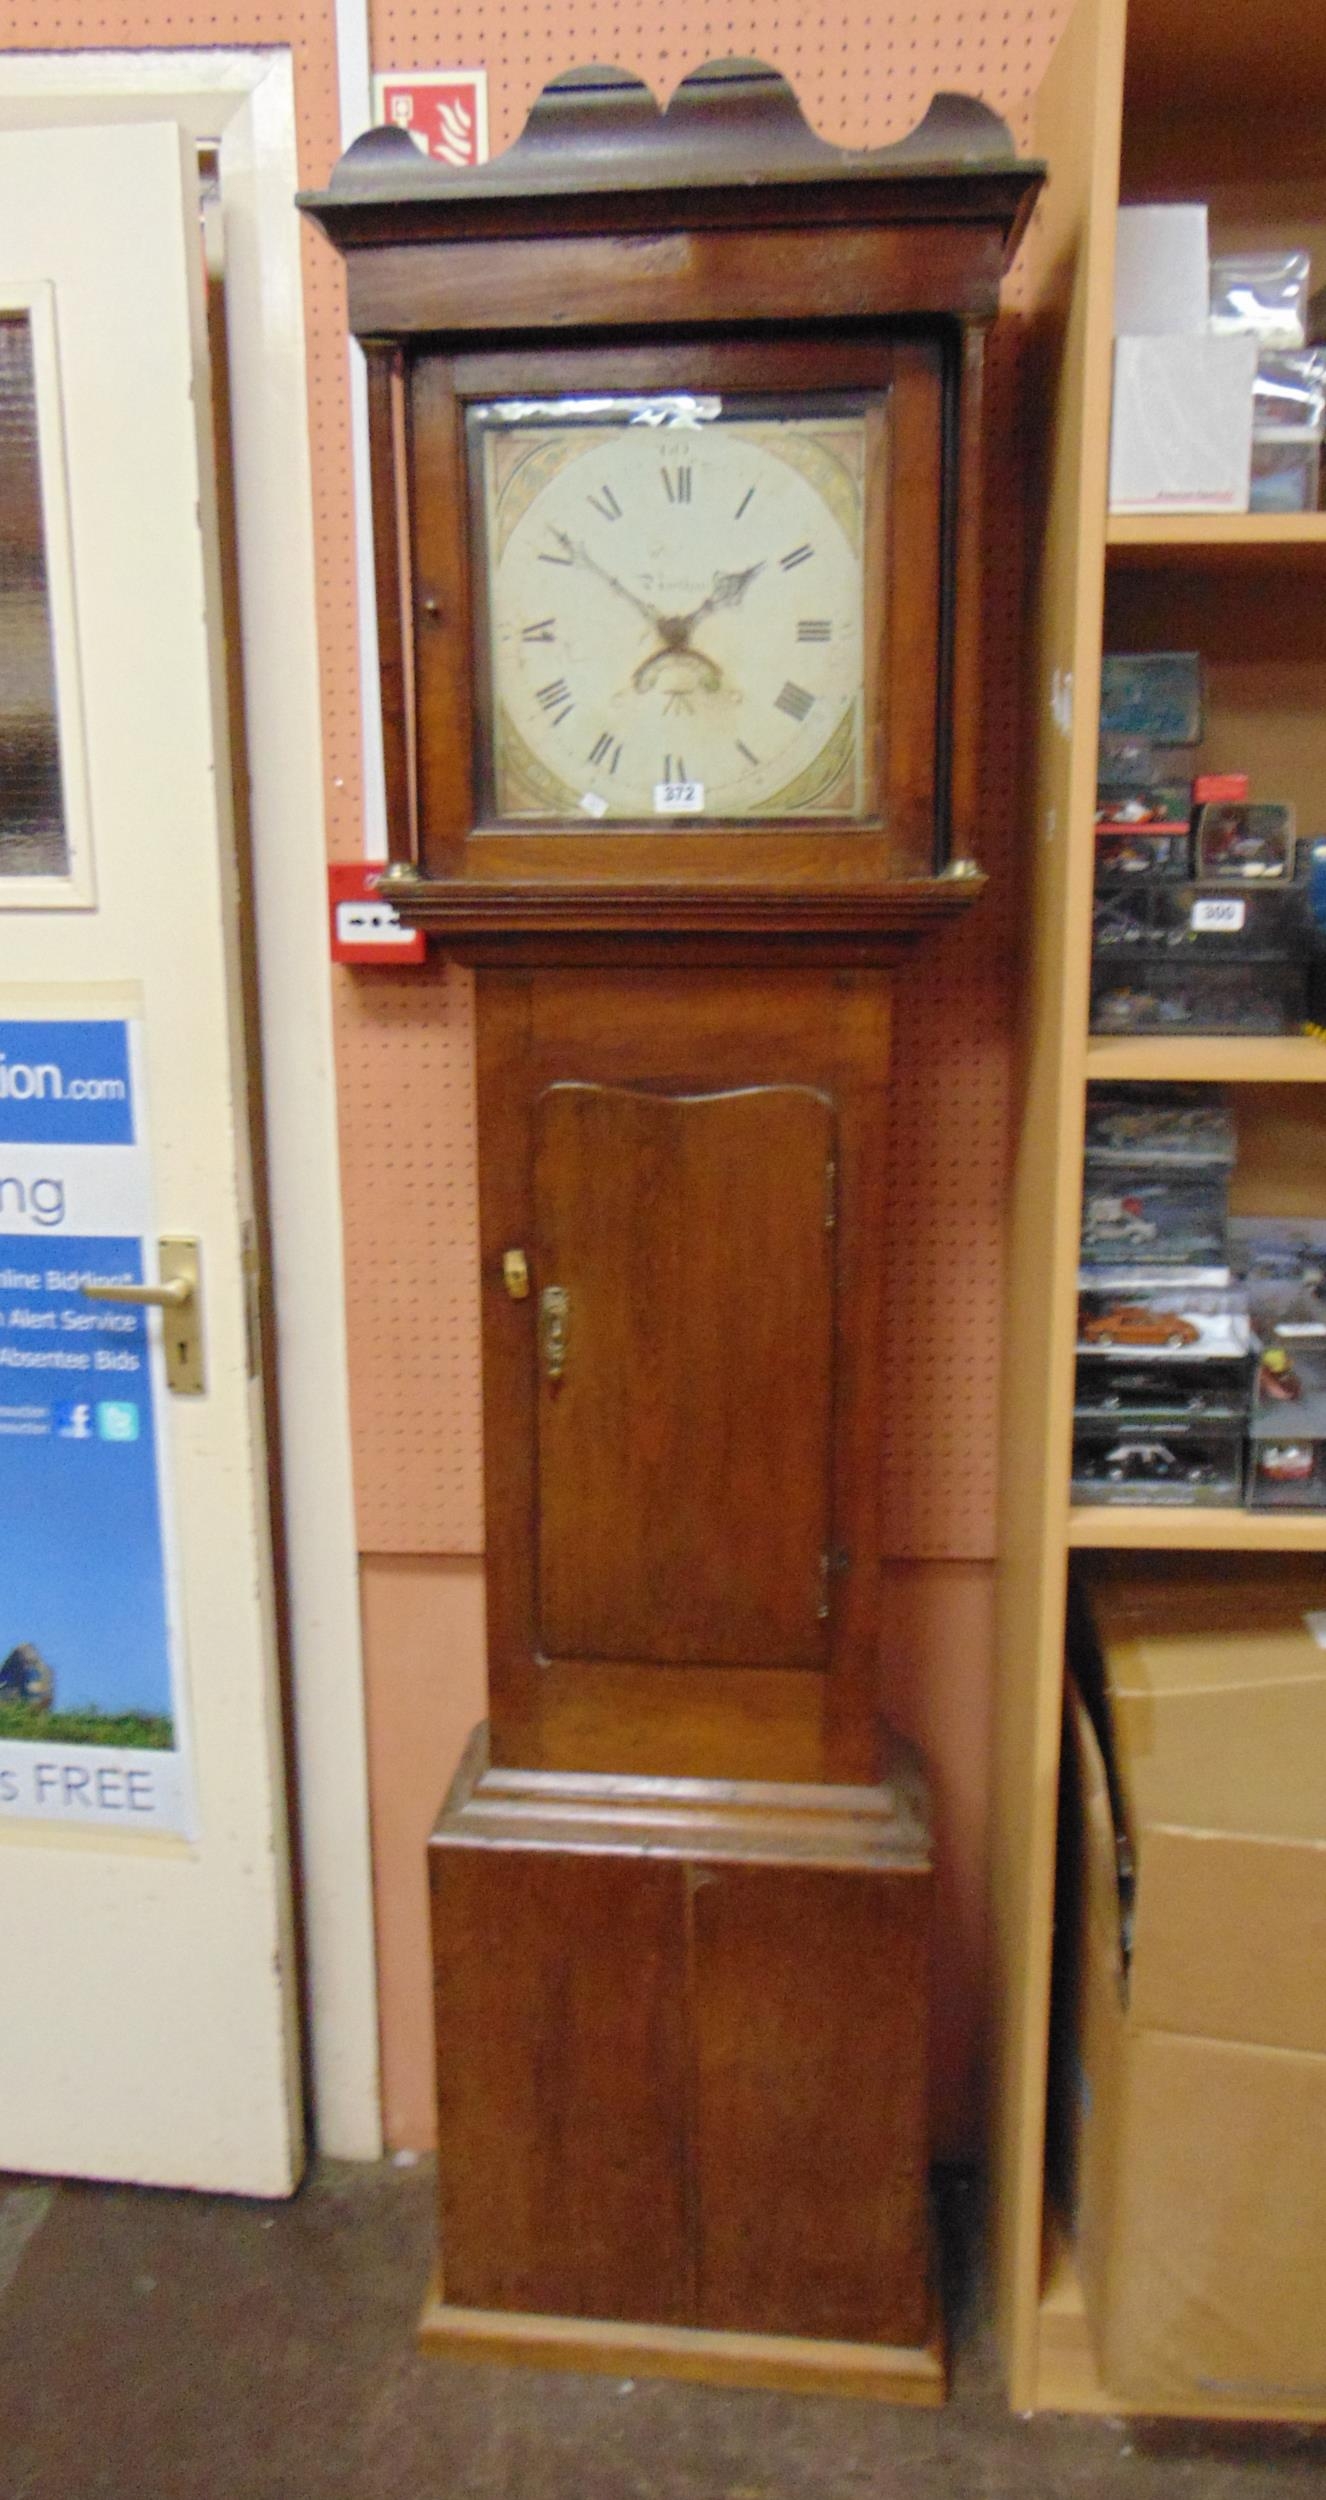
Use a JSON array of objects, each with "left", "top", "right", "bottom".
[
  {"left": 426, "top": 1727, "right": 941, "bottom": 2393},
  {"left": 302, "top": 59, "right": 1042, "bottom": 2400}
]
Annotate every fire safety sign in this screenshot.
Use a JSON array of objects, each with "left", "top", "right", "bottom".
[{"left": 372, "top": 71, "right": 489, "bottom": 169}]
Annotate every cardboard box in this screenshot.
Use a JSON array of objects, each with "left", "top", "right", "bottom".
[
  {"left": 1110, "top": 335, "right": 1258, "bottom": 515},
  {"left": 1114, "top": 204, "right": 1209, "bottom": 336},
  {"left": 1066, "top": 1559, "right": 1326, "bottom": 2410}
]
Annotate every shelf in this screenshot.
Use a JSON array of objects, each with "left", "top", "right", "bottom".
[
  {"left": 1085, "top": 1037, "right": 1326, "bottom": 1085},
  {"left": 1069, "top": 1505, "right": 1326, "bottom": 1549},
  {"left": 1106, "top": 514, "right": 1326, "bottom": 567}
]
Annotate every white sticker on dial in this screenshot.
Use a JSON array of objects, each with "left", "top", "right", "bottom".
[
  {"left": 654, "top": 781, "right": 705, "bottom": 814},
  {"left": 1191, "top": 896, "right": 1246, "bottom": 933},
  {"left": 579, "top": 791, "right": 608, "bottom": 818}
]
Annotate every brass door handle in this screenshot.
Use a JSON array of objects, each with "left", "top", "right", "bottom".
[
  {"left": 81, "top": 1275, "right": 192, "bottom": 1310},
  {"left": 79, "top": 1234, "right": 205, "bottom": 1396},
  {"left": 540, "top": 1284, "right": 570, "bottom": 1382}
]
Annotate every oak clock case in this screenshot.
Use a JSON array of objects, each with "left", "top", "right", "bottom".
[
  {"left": 408, "top": 327, "right": 952, "bottom": 917},
  {"left": 302, "top": 61, "right": 1042, "bottom": 2400}
]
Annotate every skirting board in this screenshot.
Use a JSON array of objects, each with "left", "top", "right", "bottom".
[{"left": 417, "top": 2276, "right": 947, "bottom": 2405}]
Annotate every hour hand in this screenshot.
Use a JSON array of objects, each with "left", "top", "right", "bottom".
[
  {"left": 677, "top": 562, "right": 766, "bottom": 636},
  {"left": 710, "top": 561, "right": 766, "bottom": 611}
]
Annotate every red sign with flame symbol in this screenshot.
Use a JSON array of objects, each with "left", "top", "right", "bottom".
[{"left": 372, "top": 72, "right": 489, "bottom": 169}]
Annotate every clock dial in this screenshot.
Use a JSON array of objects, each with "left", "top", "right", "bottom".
[{"left": 474, "top": 401, "right": 872, "bottom": 823}]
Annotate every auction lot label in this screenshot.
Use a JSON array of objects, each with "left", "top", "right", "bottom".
[{"left": 0, "top": 1017, "right": 193, "bottom": 1834}]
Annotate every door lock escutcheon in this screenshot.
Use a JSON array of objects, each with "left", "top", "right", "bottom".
[
  {"left": 502, "top": 1248, "right": 531, "bottom": 1301},
  {"left": 79, "top": 1234, "right": 205, "bottom": 1395},
  {"left": 539, "top": 1284, "right": 570, "bottom": 1383}
]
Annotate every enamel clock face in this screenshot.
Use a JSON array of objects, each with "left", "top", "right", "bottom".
[{"left": 471, "top": 397, "right": 874, "bottom": 824}]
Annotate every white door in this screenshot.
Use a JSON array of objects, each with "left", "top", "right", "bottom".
[{"left": 0, "top": 121, "right": 303, "bottom": 2193}]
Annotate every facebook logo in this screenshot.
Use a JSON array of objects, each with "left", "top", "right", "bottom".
[{"left": 55, "top": 1400, "right": 94, "bottom": 1440}]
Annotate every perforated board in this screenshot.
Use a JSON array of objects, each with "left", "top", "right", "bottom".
[{"left": 335, "top": 959, "right": 483, "bottom": 1541}]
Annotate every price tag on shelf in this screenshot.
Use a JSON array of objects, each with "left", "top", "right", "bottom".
[{"left": 1190, "top": 896, "right": 1246, "bottom": 934}]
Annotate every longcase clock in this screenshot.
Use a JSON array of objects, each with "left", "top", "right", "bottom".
[{"left": 302, "top": 60, "right": 1042, "bottom": 2402}]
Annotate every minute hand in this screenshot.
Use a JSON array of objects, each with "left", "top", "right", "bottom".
[{"left": 550, "top": 529, "right": 664, "bottom": 631}]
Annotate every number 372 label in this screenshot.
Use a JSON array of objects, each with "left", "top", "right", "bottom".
[{"left": 654, "top": 781, "right": 705, "bottom": 815}]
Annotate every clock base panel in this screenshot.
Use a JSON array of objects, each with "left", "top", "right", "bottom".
[{"left": 428, "top": 1727, "right": 937, "bottom": 2372}]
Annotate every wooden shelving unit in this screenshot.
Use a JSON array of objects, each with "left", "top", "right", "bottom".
[
  {"left": 1068, "top": 1505, "right": 1326, "bottom": 1551},
  {"left": 1086, "top": 1037, "right": 1326, "bottom": 1082},
  {"left": 1105, "top": 512, "right": 1326, "bottom": 561},
  {"left": 993, "top": 0, "right": 1326, "bottom": 2422}
]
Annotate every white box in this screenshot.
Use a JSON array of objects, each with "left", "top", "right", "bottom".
[
  {"left": 1109, "top": 334, "right": 1257, "bottom": 515},
  {"left": 1114, "top": 204, "right": 1209, "bottom": 336}
]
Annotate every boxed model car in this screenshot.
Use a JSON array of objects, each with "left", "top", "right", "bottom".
[{"left": 1071, "top": 1417, "right": 1243, "bottom": 1505}]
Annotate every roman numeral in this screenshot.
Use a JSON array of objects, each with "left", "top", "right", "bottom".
[
  {"left": 663, "top": 754, "right": 687, "bottom": 782},
  {"left": 535, "top": 677, "right": 574, "bottom": 724},
  {"left": 538, "top": 540, "right": 575, "bottom": 566},
  {"left": 522, "top": 617, "right": 557, "bottom": 643},
  {"left": 734, "top": 486, "right": 755, "bottom": 520},
  {"left": 736, "top": 739, "right": 760, "bottom": 766},
  {"left": 588, "top": 483, "right": 623, "bottom": 522},
  {"left": 780, "top": 543, "right": 814, "bottom": 572},
  {"left": 797, "top": 619, "right": 832, "bottom": 642},
  {"left": 662, "top": 465, "right": 693, "bottom": 504},
  {"left": 588, "top": 732, "right": 623, "bottom": 774},
  {"left": 775, "top": 681, "right": 815, "bottom": 723}
]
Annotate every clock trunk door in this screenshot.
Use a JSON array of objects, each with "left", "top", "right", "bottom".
[{"left": 533, "top": 1082, "right": 836, "bottom": 1670}]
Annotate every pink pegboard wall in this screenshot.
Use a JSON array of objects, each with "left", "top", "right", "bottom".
[
  {"left": 368, "top": 0, "right": 1062, "bottom": 154},
  {"left": 345, "top": 0, "right": 1065, "bottom": 1559},
  {"left": 336, "top": 961, "right": 483, "bottom": 1551}
]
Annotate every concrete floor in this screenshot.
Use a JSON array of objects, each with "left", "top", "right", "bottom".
[{"left": 0, "top": 2163, "right": 1323, "bottom": 2499}]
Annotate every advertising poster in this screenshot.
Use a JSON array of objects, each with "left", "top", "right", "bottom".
[{"left": 0, "top": 1015, "right": 193, "bottom": 1834}]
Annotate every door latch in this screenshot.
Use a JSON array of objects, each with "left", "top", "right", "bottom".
[{"left": 79, "top": 1233, "right": 205, "bottom": 1395}]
